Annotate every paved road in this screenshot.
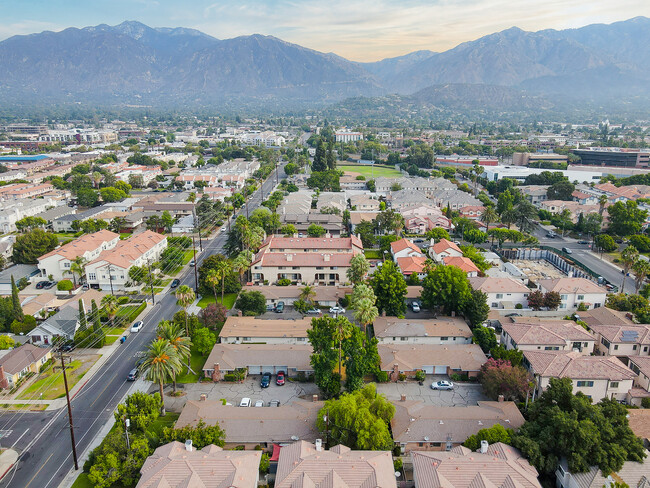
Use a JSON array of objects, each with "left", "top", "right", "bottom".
[{"left": 0, "top": 163, "right": 286, "bottom": 488}]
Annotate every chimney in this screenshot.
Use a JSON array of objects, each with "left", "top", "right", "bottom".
[
  {"left": 287, "top": 254, "right": 293, "bottom": 262},
  {"left": 498, "top": 394, "right": 504, "bottom": 402},
  {"left": 200, "top": 394, "right": 207, "bottom": 401},
  {"left": 400, "top": 394, "right": 407, "bottom": 402},
  {"left": 185, "top": 439, "right": 193, "bottom": 452},
  {"left": 480, "top": 440, "right": 489, "bottom": 454},
  {"left": 211, "top": 363, "right": 222, "bottom": 382},
  {"left": 315, "top": 439, "right": 323, "bottom": 451},
  {"left": 312, "top": 394, "right": 319, "bottom": 402}
]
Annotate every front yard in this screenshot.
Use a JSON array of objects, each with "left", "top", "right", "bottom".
[
  {"left": 176, "top": 348, "right": 208, "bottom": 383},
  {"left": 197, "top": 293, "right": 237, "bottom": 309},
  {"left": 17, "top": 355, "right": 100, "bottom": 400}
]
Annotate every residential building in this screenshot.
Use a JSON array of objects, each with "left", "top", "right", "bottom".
[
  {"left": 578, "top": 306, "right": 636, "bottom": 328},
  {"left": 412, "top": 443, "right": 541, "bottom": 488},
  {"left": 0, "top": 264, "right": 39, "bottom": 294},
  {"left": 135, "top": 441, "right": 261, "bottom": 488},
  {"left": 349, "top": 211, "right": 379, "bottom": 233},
  {"left": 589, "top": 323, "right": 650, "bottom": 357},
  {"left": 627, "top": 356, "right": 650, "bottom": 406},
  {"left": 175, "top": 399, "right": 324, "bottom": 448},
  {"left": 374, "top": 176, "right": 454, "bottom": 196},
  {"left": 430, "top": 238, "right": 463, "bottom": 262},
  {"left": 378, "top": 343, "right": 487, "bottom": 378},
  {"left": 556, "top": 457, "right": 649, "bottom": 488},
  {"left": 219, "top": 317, "right": 311, "bottom": 344},
  {"left": 519, "top": 185, "right": 550, "bottom": 205},
  {"left": 0, "top": 344, "right": 52, "bottom": 389},
  {"left": 626, "top": 410, "right": 650, "bottom": 447},
  {"left": 20, "top": 292, "right": 57, "bottom": 318},
  {"left": 170, "top": 214, "right": 195, "bottom": 233},
  {"left": 431, "top": 189, "right": 483, "bottom": 210},
  {"left": 390, "top": 238, "right": 425, "bottom": 260},
  {"left": 85, "top": 231, "right": 167, "bottom": 290},
  {"left": 277, "top": 191, "right": 312, "bottom": 215},
  {"left": 275, "top": 441, "right": 396, "bottom": 488},
  {"left": 0, "top": 197, "right": 60, "bottom": 233},
  {"left": 203, "top": 344, "right": 313, "bottom": 379},
  {"left": 349, "top": 194, "right": 380, "bottom": 211},
  {"left": 339, "top": 175, "right": 367, "bottom": 190},
  {"left": 500, "top": 320, "right": 595, "bottom": 353},
  {"left": 403, "top": 210, "right": 452, "bottom": 234},
  {"left": 538, "top": 278, "right": 607, "bottom": 310},
  {"left": 38, "top": 230, "right": 120, "bottom": 281},
  {"left": 388, "top": 189, "right": 432, "bottom": 210},
  {"left": 39, "top": 205, "right": 75, "bottom": 226},
  {"left": 250, "top": 235, "right": 364, "bottom": 285},
  {"left": 29, "top": 306, "right": 80, "bottom": 345},
  {"left": 539, "top": 201, "right": 600, "bottom": 222},
  {"left": 279, "top": 213, "right": 344, "bottom": 237},
  {"left": 373, "top": 316, "right": 472, "bottom": 344},
  {"left": 242, "top": 285, "right": 348, "bottom": 308},
  {"left": 52, "top": 207, "right": 111, "bottom": 232},
  {"left": 459, "top": 205, "right": 485, "bottom": 220},
  {"left": 523, "top": 350, "right": 636, "bottom": 401},
  {"left": 443, "top": 256, "right": 479, "bottom": 277},
  {"left": 396, "top": 256, "right": 428, "bottom": 278},
  {"left": 469, "top": 277, "right": 531, "bottom": 309},
  {"left": 334, "top": 131, "right": 363, "bottom": 143},
  {"left": 393, "top": 400, "right": 525, "bottom": 453},
  {"left": 316, "top": 192, "right": 346, "bottom": 214}
]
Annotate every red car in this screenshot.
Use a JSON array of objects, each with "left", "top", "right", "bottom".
[{"left": 276, "top": 371, "right": 285, "bottom": 386}]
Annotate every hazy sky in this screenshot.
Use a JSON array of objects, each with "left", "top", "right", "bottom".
[{"left": 0, "top": 0, "right": 648, "bottom": 61}]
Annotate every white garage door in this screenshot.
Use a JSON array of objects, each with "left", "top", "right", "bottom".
[
  {"left": 422, "top": 366, "right": 434, "bottom": 374},
  {"left": 434, "top": 365, "right": 448, "bottom": 375},
  {"left": 248, "top": 366, "right": 262, "bottom": 375},
  {"left": 275, "top": 366, "right": 288, "bottom": 374}
]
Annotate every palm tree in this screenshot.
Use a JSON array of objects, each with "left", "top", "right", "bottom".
[
  {"left": 141, "top": 339, "right": 182, "bottom": 416},
  {"left": 334, "top": 317, "right": 352, "bottom": 377},
  {"left": 598, "top": 195, "right": 609, "bottom": 216},
  {"left": 632, "top": 258, "right": 650, "bottom": 293},
  {"left": 101, "top": 294, "right": 119, "bottom": 326},
  {"left": 205, "top": 269, "right": 220, "bottom": 303},
  {"left": 92, "top": 171, "right": 103, "bottom": 189},
  {"left": 175, "top": 285, "right": 196, "bottom": 371},
  {"left": 68, "top": 256, "right": 86, "bottom": 287},
  {"left": 350, "top": 284, "right": 376, "bottom": 306},
  {"left": 232, "top": 251, "right": 253, "bottom": 285},
  {"left": 156, "top": 321, "right": 192, "bottom": 393},
  {"left": 621, "top": 246, "right": 639, "bottom": 294},
  {"left": 299, "top": 285, "right": 316, "bottom": 306},
  {"left": 353, "top": 297, "right": 378, "bottom": 339},
  {"left": 214, "top": 260, "right": 231, "bottom": 305},
  {"left": 482, "top": 206, "right": 498, "bottom": 233}
]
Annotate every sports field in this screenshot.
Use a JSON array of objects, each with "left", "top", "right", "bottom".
[{"left": 338, "top": 164, "right": 401, "bottom": 178}]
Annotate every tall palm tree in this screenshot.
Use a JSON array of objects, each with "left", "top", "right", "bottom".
[
  {"left": 214, "top": 260, "right": 231, "bottom": 305},
  {"left": 68, "top": 256, "right": 86, "bottom": 287},
  {"left": 350, "top": 284, "right": 376, "bottom": 307},
  {"left": 482, "top": 206, "right": 499, "bottom": 246},
  {"left": 632, "top": 258, "right": 650, "bottom": 293},
  {"left": 156, "top": 321, "right": 192, "bottom": 393},
  {"left": 141, "top": 339, "right": 182, "bottom": 416},
  {"left": 621, "top": 246, "right": 639, "bottom": 294},
  {"left": 101, "top": 294, "right": 119, "bottom": 326},
  {"left": 92, "top": 171, "right": 103, "bottom": 189},
  {"left": 205, "top": 269, "right": 220, "bottom": 303},
  {"left": 175, "top": 285, "right": 196, "bottom": 371},
  {"left": 232, "top": 251, "right": 253, "bottom": 285},
  {"left": 598, "top": 195, "right": 609, "bottom": 216},
  {"left": 353, "top": 297, "right": 378, "bottom": 339}
]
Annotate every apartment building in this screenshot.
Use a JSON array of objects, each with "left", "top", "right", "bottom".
[
  {"left": 500, "top": 320, "right": 595, "bottom": 354},
  {"left": 538, "top": 278, "right": 607, "bottom": 310},
  {"left": 0, "top": 197, "right": 60, "bottom": 233},
  {"left": 250, "top": 235, "right": 364, "bottom": 285},
  {"left": 469, "top": 277, "right": 531, "bottom": 309},
  {"left": 218, "top": 317, "right": 311, "bottom": 345},
  {"left": 374, "top": 316, "right": 472, "bottom": 345}
]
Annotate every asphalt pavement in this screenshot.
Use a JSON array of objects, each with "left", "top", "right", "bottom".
[{"left": 0, "top": 163, "right": 286, "bottom": 488}]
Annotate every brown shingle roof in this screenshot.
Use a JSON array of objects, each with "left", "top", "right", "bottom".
[
  {"left": 219, "top": 316, "right": 312, "bottom": 339},
  {"left": 523, "top": 350, "right": 637, "bottom": 380},
  {"left": 588, "top": 323, "right": 650, "bottom": 345},
  {"left": 626, "top": 409, "right": 650, "bottom": 441},
  {"left": 0, "top": 344, "right": 51, "bottom": 375},
  {"left": 502, "top": 322, "right": 594, "bottom": 346},
  {"left": 275, "top": 441, "right": 396, "bottom": 488},
  {"left": 374, "top": 316, "right": 472, "bottom": 339},
  {"left": 175, "top": 400, "right": 324, "bottom": 444},
  {"left": 378, "top": 344, "right": 486, "bottom": 372},
  {"left": 136, "top": 441, "right": 261, "bottom": 488},
  {"left": 578, "top": 306, "right": 635, "bottom": 327},
  {"left": 628, "top": 356, "right": 650, "bottom": 378},
  {"left": 203, "top": 344, "right": 313, "bottom": 372},
  {"left": 411, "top": 443, "right": 541, "bottom": 488},
  {"left": 538, "top": 278, "right": 606, "bottom": 295}
]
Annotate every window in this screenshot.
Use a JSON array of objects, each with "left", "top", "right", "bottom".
[
  {"left": 644, "top": 346, "right": 648, "bottom": 352},
  {"left": 88, "top": 273, "right": 96, "bottom": 280},
  {"left": 633, "top": 345, "right": 638, "bottom": 350},
  {"left": 576, "top": 381, "right": 594, "bottom": 387},
  {"left": 614, "top": 345, "right": 618, "bottom": 350},
  {"left": 610, "top": 381, "right": 619, "bottom": 388},
  {"left": 491, "top": 303, "right": 498, "bottom": 308},
  {"left": 496, "top": 294, "right": 503, "bottom": 299},
  {"left": 577, "top": 295, "right": 584, "bottom": 300},
  {"left": 278, "top": 267, "right": 286, "bottom": 270},
  {"left": 431, "top": 442, "right": 441, "bottom": 447},
  {"left": 601, "top": 337, "right": 610, "bottom": 348},
  {"left": 560, "top": 304, "right": 566, "bottom": 309},
  {"left": 297, "top": 337, "right": 306, "bottom": 342},
  {"left": 316, "top": 267, "right": 324, "bottom": 270},
  {"left": 560, "top": 294, "right": 568, "bottom": 300},
  {"left": 244, "top": 337, "right": 251, "bottom": 341},
  {"left": 440, "top": 337, "right": 448, "bottom": 341},
  {"left": 400, "top": 337, "right": 408, "bottom": 341},
  {"left": 64, "top": 262, "right": 70, "bottom": 268}
]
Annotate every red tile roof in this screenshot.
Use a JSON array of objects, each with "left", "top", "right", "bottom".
[
  {"left": 443, "top": 256, "right": 479, "bottom": 273},
  {"left": 391, "top": 238, "right": 422, "bottom": 255},
  {"left": 396, "top": 256, "right": 427, "bottom": 275},
  {"left": 432, "top": 238, "right": 462, "bottom": 255}
]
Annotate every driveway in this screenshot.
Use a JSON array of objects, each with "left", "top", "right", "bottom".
[
  {"left": 376, "top": 376, "right": 488, "bottom": 406},
  {"left": 161, "top": 376, "right": 320, "bottom": 412}
]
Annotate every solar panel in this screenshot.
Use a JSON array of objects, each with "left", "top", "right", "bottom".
[{"left": 620, "top": 330, "right": 639, "bottom": 342}]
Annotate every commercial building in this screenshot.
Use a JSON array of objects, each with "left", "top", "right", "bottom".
[{"left": 573, "top": 147, "right": 650, "bottom": 168}]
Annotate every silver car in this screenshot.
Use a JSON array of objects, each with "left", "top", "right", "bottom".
[{"left": 431, "top": 380, "right": 454, "bottom": 390}]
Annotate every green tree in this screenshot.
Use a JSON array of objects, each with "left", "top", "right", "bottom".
[
  {"left": 68, "top": 256, "right": 86, "bottom": 287},
  {"left": 11, "top": 276, "right": 23, "bottom": 322},
  {"left": 473, "top": 326, "right": 497, "bottom": 352},
  {"left": 543, "top": 291, "right": 562, "bottom": 310},
  {"left": 346, "top": 254, "right": 370, "bottom": 285},
  {"left": 109, "top": 216, "right": 128, "bottom": 234},
  {"left": 514, "top": 200, "right": 538, "bottom": 233},
  {"left": 620, "top": 246, "right": 639, "bottom": 294},
  {"left": 161, "top": 211, "right": 175, "bottom": 233},
  {"left": 355, "top": 220, "right": 377, "bottom": 247},
  {"left": 547, "top": 181, "right": 575, "bottom": 201},
  {"left": 464, "top": 424, "right": 514, "bottom": 451},
  {"left": 78, "top": 299, "right": 87, "bottom": 331},
  {"left": 141, "top": 339, "right": 182, "bottom": 416},
  {"left": 57, "top": 279, "right": 74, "bottom": 294},
  {"left": 376, "top": 209, "right": 405, "bottom": 235},
  {"left": 114, "top": 392, "right": 161, "bottom": 432},
  {"left": 193, "top": 327, "right": 216, "bottom": 356},
  {"left": 87, "top": 430, "right": 152, "bottom": 488},
  {"left": 101, "top": 294, "right": 120, "bottom": 326},
  {"left": 156, "top": 321, "right": 192, "bottom": 392},
  {"left": 490, "top": 345, "right": 524, "bottom": 366},
  {"left": 607, "top": 200, "right": 648, "bottom": 236},
  {"left": 307, "top": 224, "right": 326, "bottom": 237},
  {"left": 161, "top": 419, "right": 226, "bottom": 449},
  {"left": 369, "top": 260, "right": 407, "bottom": 317},
  {"left": 280, "top": 224, "right": 297, "bottom": 236},
  {"left": 353, "top": 297, "right": 378, "bottom": 337},
  {"left": 175, "top": 285, "right": 196, "bottom": 371},
  {"left": 235, "top": 290, "right": 266, "bottom": 315},
  {"left": 342, "top": 324, "right": 380, "bottom": 392},
  {"left": 479, "top": 358, "right": 530, "bottom": 401},
  {"left": 308, "top": 316, "right": 343, "bottom": 398},
  {"left": 421, "top": 265, "right": 472, "bottom": 315},
  {"left": 12, "top": 229, "right": 58, "bottom": 264},
  {"left": 15, "top": 216, "right": 47, "bottom": 232},
  {"left": 594, "top": 234, "right": 617, "bottom": 252},
  {"left": 231, "top": 250, "right": 253, "bottom": 285},
  {"left": 316, "top": 384, "right": 395, "bottom": 450},
  {"left": 91, "top": 299, "right": 101, "bottom": 331},
  {"left": 0, "top": 335, "right": 14, "bottom": 349},
  {"left": 77, "top": 187, "right": 99, "bottom": 207},
  {"left": 425, "top": 228, "right": 451, "bottom": 241},
  {"left": 463, "top": 288, "right": 489, "bottom": 328},
  {"left": 632, "top": 258, "right": 650, "bottom": 293},
  {"left": 512, "top": 378, "right": 646, "bottom": 476},
  {"left": 312, "top": 139, "right": 327, "bottom": 172},
  {"left": 99, "top": 187, "right": 127, "bottom": 203}
]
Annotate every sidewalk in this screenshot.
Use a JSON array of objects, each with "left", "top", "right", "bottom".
[{"left": 0, "top": 449, "right": 18, "bottom": 481}]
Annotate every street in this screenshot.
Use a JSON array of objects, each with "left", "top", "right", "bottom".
[{"left": 0, "top": 163, "right": 286, "bottom": 488}]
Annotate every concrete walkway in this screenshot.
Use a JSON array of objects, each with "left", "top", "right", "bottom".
[{"left": 0, "top": 449, "right": 18, "bottom": 481}]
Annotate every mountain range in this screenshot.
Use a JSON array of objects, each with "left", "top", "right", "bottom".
[{"left": 0, "top": 17, "right": 649, "bottom": 112}]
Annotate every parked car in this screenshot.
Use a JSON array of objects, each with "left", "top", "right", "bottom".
[
  {"left": 254, "top": 400, "right": 264, "bottom": 407},
  {"left": 577, "top": 240, "right": 589, "bottom": 245},
  {"left": 275, "top": 301, "right": 285, "bottom": 313},
  {"left": 268, "top": 400, "right": 280, "bottom": 407},
  {"left": 42, "top": 281, "right": 56, "bottom": 289},
  {"left": 170, "top": 279, "right": 180, "bottom": 288},
  {"left": 59, "top": 342, "right": 75, "bottom": 352},
  {"left": 261, "top": 372, "right": 271, "bottom": 388},
  {"left": 35, "top": 281, "right": 48, "bottom": 289},
  {"left": 189, "top": 259, "right": 196, "bottom": 267},
  {"left": 562, "top": 247, "right": 573, "bottom": 254},
  {"left": 130, "top": 321, "right": 144, "bottom": 333},
  {"left": 546, "top": 232, "right": 557, "bottom": 238},
  {"left": 276, "top": 371, "right": 285, "bottom": 386},
  {"left": 431, "top": 380, "right": 454, "bottom": 390},
  {"left": 329, "top": 306, "right": 346, "bottom": 315},
  {"left": 306, "top": 308, "right": 321, "bottom": 314},
  {"left": 266, "top": 304, "right": 275, "bottom": 312},
  {"left": 411, "top": 301, "right": 421, "bottom": 312},
  {"left": 239, "top": 398, "right": 251, "bottom": 407},
  {"left": 127, "top": 368, "right": 139, "bottom": 381}
]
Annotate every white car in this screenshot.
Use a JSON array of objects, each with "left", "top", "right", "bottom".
[
  {"left": 411, "top": 302, "right": 421, "bottom": 312},
  {"left": 239, "top": 398, "right": 251, "bottom": 407},
  {"left": 329, "top": 306, "right": 346, "bottom": 315},
  {"left": 254, "top": 400, "right": 264, "bottom": 407},
  {"left": 431, "top": 380, "right": 454, "bottom": 390},
  {"left": 130, "top": 321, "right": 144, "bottom": 333}
]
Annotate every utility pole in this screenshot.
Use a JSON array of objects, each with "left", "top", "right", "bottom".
[
  {"left": 275, "top": 161, "right": 279, "bottom": 185},
  {"left": 193, "top": 210, "right": 203, "bottom": 252},
  {"left": 146, "top": 260, "right": 155, "bottom": 305},
  {"left": 61, "top": 352, "right": 79, "bottom": 470},
  {"left": 244, "top": 184, "right": 249, "bottom": 220},
  {"left": 191, "top": 234, "right": 199, "bottom": 293}
]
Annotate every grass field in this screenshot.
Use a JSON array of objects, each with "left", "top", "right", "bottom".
[
  {"left": 176, "top": 349, "right": 207, "bottom": 383},
  {"left": 148, "top": 411, "right": 180, "bottom": 436},
  {"left": 104, "top": 335, "right": 120, "bottom": 346},
  {"left": 197, "top": 293, "right": 237, "bottom": 309},
  {"left": 364, "top": 250, "right": 383, "bottom": 259},
  {"left": 338, "top": 164, "right": 401, "bottom": 178},
  {"left": 0, "top": 403, "right": 48, "bottom": 411},
  {"left": 71, "top": 473, "right": 93, "bottom": 488},
  {"left": 18, "top": 360, "right": 86, "bottom": 400}
]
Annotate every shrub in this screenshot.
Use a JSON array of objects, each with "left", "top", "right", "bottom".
[
  {"left": 515, "top": 303, "right": 523, "bottom": 309},
  {"left": 57, "top": 279, "right": 74, "bottom": 293},
  {"left": 276, "top": 278, "right": 291, "bottom": 286},
  {"left": 223, "top": 373, "right": 236, "bottom": 382},
  {"left": 393, "top": 458, "right": 403, "bottom": 472},
  {"left": 235, "top": 290, "right": 266, "bottom": 316},
  {"left": 375, "top": 371, "right": 389, "bottom": 383},
  {"left": 398, "top": 373, "right": 406, "bottom": 381},
  {"left": 642, "top": 398, "right": 650, "bottom": 408},
  {"left": 414, "top": 370, "right": 426, "bottom": 382},
  {"left": 450, "top": 373, "right": 469, "bottom": 382}
]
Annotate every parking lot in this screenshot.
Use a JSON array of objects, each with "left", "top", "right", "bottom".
[{"left": 376, "top": 376, "right": 488, "bottom": 406}]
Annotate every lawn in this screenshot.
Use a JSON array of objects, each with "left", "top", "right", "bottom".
[
  {"left": 0, "top": 403, "right": 48, "bottom": 411},
  {"left": 148, "top": 411, "right": 180, "bottom": 436},
  {"left": 364, "top": 249, "right": 382, "bottom": 259},
  {"left": 197, "top": 293, "right": 237, "bottom": 309},
  {"left": 167, "top": 251, "right": 195, "bottom": 276},
  {"left": 105, "top": 327, "right": 126, "bottom": 335},
  {"left": 152, "top": 287, "right": 164, "bottom": 294},
  {"left": 104, "top": 335, "right": 120, "bottom": 346},
  {"left": 119, "top": 233, "right": 131, "bottom": 240},
  {"left": 338, "top": 164, "right": 401, "bottom": 179},
  {"left": 176, "top": 349, "right": 207, "bottom": 383},
  {"left": 71, "top": 473, "right": 93, "bottom": 488},
  {"left": 18, "top": 360, "right": 86, "bottom": 400},
  {"left": 52, "top": 232, "right": 78, "bottom": 242}
]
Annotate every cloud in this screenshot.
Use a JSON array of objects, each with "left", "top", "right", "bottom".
[{"left": 0, "top": 20, "right": 64, "bottom": 39}]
